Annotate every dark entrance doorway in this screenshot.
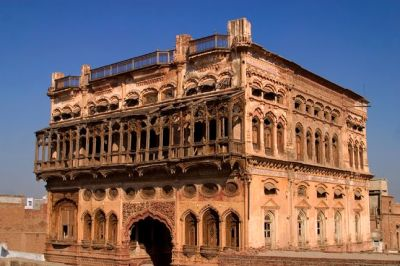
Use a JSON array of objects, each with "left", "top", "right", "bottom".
[{"left": 130, "top": 217, "right": 173, "bottom": 266}]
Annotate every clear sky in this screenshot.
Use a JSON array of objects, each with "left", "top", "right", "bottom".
[{"left": 0, "top": 0, "right": 399, "bottom": 199}]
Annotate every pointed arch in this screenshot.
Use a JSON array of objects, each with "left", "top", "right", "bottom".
[
  {"left": 202, "top": 208, "right": 220, "bottom": 247},
  {"left": 297, "top": 210, "right": 307, "bottom": 246},
  {"left": 94, "top": 209, "right": 106, "bottom": 242},
  {"left": 264, "top": 211, "right": 275, "bottom": 247},
  {"left": 295, "top": 123, "right": 304, "bottom": 161},
  {"left": 316, "top": 211, "right": 326, "bottom": 245},
  {"left": 82, "top": 212, "right": 92, "bottom": 241},
  {"left": 108, "top": 213, "right": 118, "bottom": 243},
  {"left": 224, "top": 211, "right": 240, "bottom": 249},
  {"left": 252, "top": 116, "right": 261, "bottom": 151},
  {"left": 334, "top": 211, "right": 342, "bottom": 244},
  {"left": 183, "top": 211, "right": 198, "bottom": 246}
]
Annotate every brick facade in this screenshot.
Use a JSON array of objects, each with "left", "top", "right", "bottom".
[{"left": 0, "top": 195, "right": 47, "bottom": 254}]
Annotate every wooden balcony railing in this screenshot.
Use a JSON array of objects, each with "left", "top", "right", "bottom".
[
  {"left": 90, "top": 50, "right": 174, "bottom": 81},
  {"left": 189, "top": 34, "right": 229, "bottom": 55},
  {"left": 55, "top": 76, "right": 80, "bottom": 90},
  {"left": 34, "top": 139, "right": 244, "bottom": 173}
]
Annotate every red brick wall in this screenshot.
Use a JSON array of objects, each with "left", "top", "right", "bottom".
[{"left": 0, "top": 197, "right": 47, "bottom": 254}]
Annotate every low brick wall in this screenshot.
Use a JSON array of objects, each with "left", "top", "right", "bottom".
[
  {"left": 0, "top": 258, "right": 65, "bottom": 266},
  {"left": 219, "top": 254, "right": 400, "bottom": 266}
]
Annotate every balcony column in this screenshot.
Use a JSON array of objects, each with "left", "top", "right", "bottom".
[
  {"left": 159, "top": 119, "right": 163, "bottom": 159},
  {"left": 61, "top": 132, "right": 66, "bottom": 162},
  {"left": 92, "top": 133, "right": 96, "bottom": 161},
  {"left": 189, "top": 109, "right": 194, "bottom": 157},
  {"left": 127, "top": 126, "right": 132, "bottom": 162},
  {"left": 56, "top": 131, "right": 61, "bottom": 163},
  {"left": 135, "top": 128, "right": 141, "bottom": 162},
  {"left": 145, "top": 119, "right": 150, "bottom": 161},
  {"left": 75, "top": 128, "right": 80, "bottom": 166},
  {"left": 168, "top": 122, "right": 173, "bottom": 158},
  {"left": 107, "top": 121, "right": 112, "bottom": 163},
  {"left": 119, "top": 124, "right": 123, "bottom": 163},
  {"left": 228, "top": 102, "right": 233, "bottom": 152},
  {"left": 179, "top": 112, "right": 184, "bottom": 158},
  {"left": 100, "top": 124, "right": 105, "bottom": 163},
  {"left": 42, "top": 135, "right": 46, "bottom": 162},
  {"left": 85, "top": 128, "right": 90, "bottom": 164},
  {"left": 311, "top": 135, "right": 315, "bottom": 163},
  {"left": 69, "top": 129, "right": 73, "bottom": 163},
  {"left": 47, "top": 130, "right": 52, "bottom": 161}
]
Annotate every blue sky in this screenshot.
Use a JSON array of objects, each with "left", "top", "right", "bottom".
[{"left": 0, "top": 0, "right": 399, "bottom": 198}]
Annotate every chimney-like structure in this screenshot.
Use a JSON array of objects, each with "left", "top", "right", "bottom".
[{"left": 228, "top": 17, "right": 252, "bottom": 47}]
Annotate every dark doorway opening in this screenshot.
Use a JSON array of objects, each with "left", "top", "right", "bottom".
[{"left": 130, "top": 217, "right": 173, "bottom": 266}]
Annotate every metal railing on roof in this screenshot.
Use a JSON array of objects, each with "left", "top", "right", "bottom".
[
  {"left": 90, "top": 50, "right": 174, "bottom": 81},
  {"left": 189, "top": 34, "right": 229, "bottom": 55},
  {"left": 55, "top": 76, "right": 80, "bottom": 90}
]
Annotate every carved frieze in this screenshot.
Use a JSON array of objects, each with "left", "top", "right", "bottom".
[{"left": 122, "top": 201, "right": 175, "bottom": 228}]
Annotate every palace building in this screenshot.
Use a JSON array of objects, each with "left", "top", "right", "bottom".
[{"left": 34, "top": 18, "right": 373, "bottom": 265}]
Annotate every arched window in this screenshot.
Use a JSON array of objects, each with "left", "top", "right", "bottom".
[
  {"left": 297, "top": 185, "right": 307, "bottom": 197},
  {"left": 355, "top": 213, "right": 361, "bottom": 242},
  {"left": 332, "top": 136, "right": 339, "bottom": 167},
  {"left": 359, "top": 146, "right": 364, "bottom": 170},
  {"left": 161, "top": 87, "right": 174, "bottom": 100},
  {"left": 294, "top": 99, "right": 303, "bottom": 111},
  {"left": 317, "top": 187, "right": 327, "bottom": 198},
  {"left": 264, "top": 118, "right": 273, "bottom": 155},
  {"left": 354, "top": 190, "right": 362, "bottom": 201},
  {"left": 203, "top": 209, "right": 219, "bottom": 247},
  {"left": 125, "top": 93, "right": 139, "bottom": 107},
  {"left": 184, "top": 212, "right": 197, "bottom": 246},
  {"left": 142, "top": 90, "right": 158, "bottom": 105},
  {"left": 297, "top": 211, "right": 306, "bottom": 246},
  {"left": 348, "top": 143, "right": 354, "bottom": 167},
  {"left": 324, "top": 135, "right": 330, "bottom": 163},
  {"left": 277, "top": 123, "right": 284, "bottom": 154},
  {"left": 306, "top": 131, "right": 312, "bottom": 160},
  {"left": 334, "top": 189, "right": 343, "bottom": 199},
  {"left": 108, "top": 214, "right": 118, "bottom": 244},
  {"left": 232, "top": 116, "right": 242, "bottom": 141},
  {"left": 315, "top": 131, "right": 322, "bottom": 163},
  {"left": 334, "top": 211, "right": 342, "bottom": 244},
  {"left": 264, "top": 182, "right": 277, "bottom": 195},
  {"left": 264, "top": 212, "right": 274, "bottom": 246},
  {"left": 55, "top": 200, "right": 77, "bottom": 241},
  {"left": 94, "top": 210, "right": 106, "bottom": 242},
  {"left": 354, "top": 146, "right": 359, "bottom": 169},
  {"left": 83, "top": 213, "right": 92, "bottom": 241},
  {"left": 252, "top": 117, "right": 260, "bottom": 150},
  {"left": 252, "top": 87, "right": 262, "bottom": 97},
  {"left": 316, "top": 212, "right": 325, "bottom": 245},
  {"left": 225, "top": 213, "right": 240, "bottom": 249},
  {"left": 295, "top": 126, "right": 303, "bottom": 160}
]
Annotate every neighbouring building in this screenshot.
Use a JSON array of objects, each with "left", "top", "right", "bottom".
[
  {"left": 33, "top": 18, "right": 373, "bottom": 266},
  {"left": 370, "top": 179, "right": 400, "bottom": 252},
  {"left": 0, "top": 195, "right": 47, "bottom": 254}
]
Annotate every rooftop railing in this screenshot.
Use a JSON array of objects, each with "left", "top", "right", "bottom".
[
  {"left": 189, "top": 34, "right": 229, "bottom": 55},
  {"left": 90, "top": 50, "right": 174, "bottom": 81},
  {"left": 55, "top": 76, "right": 80, "bottom": 90}
]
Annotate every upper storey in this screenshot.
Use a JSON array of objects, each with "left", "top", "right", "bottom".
[{"left": 36, "top": 18, "right": 370, "bottom": 177}]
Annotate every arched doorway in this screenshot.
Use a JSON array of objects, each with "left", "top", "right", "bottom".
[{"left": 130, "top": 217, "right": 173, "bottom": 266}]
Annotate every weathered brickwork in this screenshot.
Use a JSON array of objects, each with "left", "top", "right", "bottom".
[{"left": 0, "top": 195, "right": 47, "bottom": 254}]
